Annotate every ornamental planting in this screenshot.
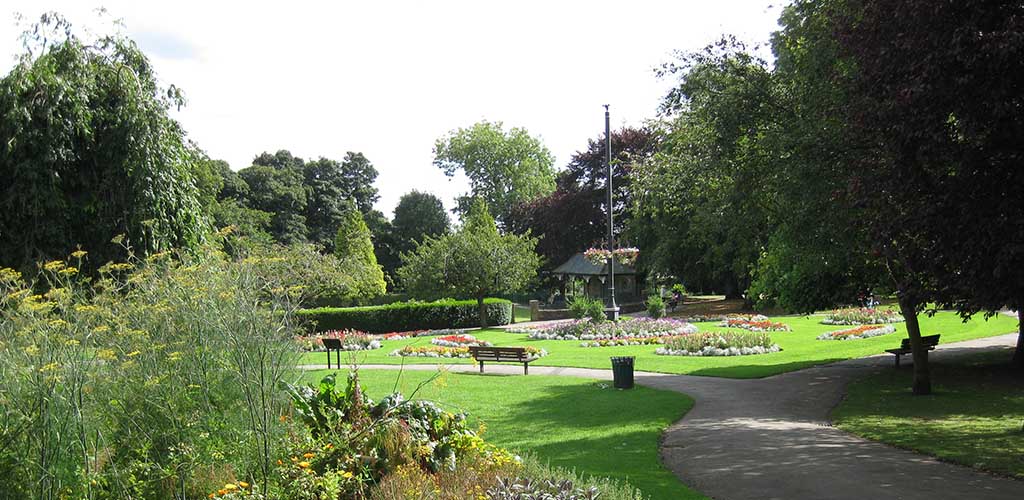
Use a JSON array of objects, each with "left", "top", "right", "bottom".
[
  {"left": 821, "top": 307, "right": 904, "bottom": 325},
  {"left": 655, "top": 331, "right": 780, "bottom": 357},
  {"left": 816, "top": 324, "right": 896, "bottom": 340},
  {"left": 520, "top": 318, "right": 698, "bottom": 341}
]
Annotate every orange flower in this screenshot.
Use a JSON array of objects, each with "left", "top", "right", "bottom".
[{"left": 303, "top": 452, "right": 315, "bottom": 458}]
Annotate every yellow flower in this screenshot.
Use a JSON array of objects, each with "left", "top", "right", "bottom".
[
  {"left": 71, "top": 250, "right": 87, "bottom": 259},
  {"left": 302, "top": 452, "right": 315, "bottom": 458},
  {"left": 341, "top": 471, "right": 354, "bottom": 479},
  {"left": 43, "top": 260, "right": 65, "bottom": 272},
  {"left": 217, "top": 489, "right": 227, "bottom": 496},
  {"left": 93, "top": 325, "right": 110, "bottom": 333},
  {"left": 48, "top": 319, "right": 69, "bottom": 329},
  {"left": 297, "top": 461, "right": 310, "bottom": 469},
  {"left": 0, "top": 267, "right": 22, "bottom": 282},
  {"left": 24, "top": 345, "right": 39, "bottom": 356},
  {"left": 58, "top": 267, "right": 78, "bottom": 276},
  {"left": 97, "top": 349, "right": 117, "bottom": 361},
  {"left": 238, "top": 481, "right": 250, "bottom": 489},
  {"left": 64, "top": 339, "right": 80, "bottom": 347},
  {"left": 126, "top": 350, "right": 141, "bottom": 357},
  {"left": 224, "top": 483, "right": 237, "bottom": 491},
  {"left": 39, "top": 362, "right": 60, "bottom": 373}
]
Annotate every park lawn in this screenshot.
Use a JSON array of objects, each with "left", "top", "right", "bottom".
[
  {"left": 832, "top": 349, "right": 1024, "bottom": 479},
  {"left": 300, "top": 310, "right": 1019, "bottom": 378},
  {"left": 301, "top": 368, "right": 703, "bottom": 500}
]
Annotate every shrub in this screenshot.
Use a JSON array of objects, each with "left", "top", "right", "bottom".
[
  {"left": 671, "top": 283, "right": 687, "bottom": 296},
  {"left": 646, "top": 295, "right": 666, "bottom": 318},
  {"left": 297, "top": 299, "right": 513, "bottom": 333},
  {"left": 567, "top": 296, "right": 606, "bottom": 323}
]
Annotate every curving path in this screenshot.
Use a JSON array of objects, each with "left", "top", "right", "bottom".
[{"left": 300, "top": 333, "right": 1024, "bottom": 500}]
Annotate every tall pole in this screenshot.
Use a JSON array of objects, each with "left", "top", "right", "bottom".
[{"left": 604, "top": 104, "right": 619, "bottom": 320}]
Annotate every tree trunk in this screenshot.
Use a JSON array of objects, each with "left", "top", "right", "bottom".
[
  {"left": 477, "top": 296, "right": 488, "bottom": 328},
  {"left": 898, "top": 295, "right": 931, "bottom": 395},
  {"left": 1013, "top": 304, "right": 1023, "bottom": 370}
]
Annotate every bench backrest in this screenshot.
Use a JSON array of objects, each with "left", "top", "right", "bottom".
[
  {"left": 321, "top": 338, "right": 343, "bottom": 349},
  {"left": 469, "top": 346, "right": 528, "bottom": 361},
  {"left": 899, "top": 334, "right": 940, "bottom": 349}
]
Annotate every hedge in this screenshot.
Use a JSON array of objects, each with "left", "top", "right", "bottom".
[{"left": 297, "top": 298, "right": 513, "bottom": 333}]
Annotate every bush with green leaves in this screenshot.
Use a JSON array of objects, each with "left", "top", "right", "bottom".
[
  {"left": 0, "top": 238, "right": 304, "bottom": 499},
  {"left": 646, "top": 295, "right": 666, "bottom": 318},
  {"left": 567, "top": 295, "right": 607, "bottom": 323},
  {"left": 297, "top": 298, "right": 513, "bottom": 333}
]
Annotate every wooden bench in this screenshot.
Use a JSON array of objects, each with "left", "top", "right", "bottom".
[
  {"left": 321, "top": 338, "right": 343, "bottom": 369},
  {"left": 885, "top": 334, "right": 940, "bottom": 367},
  {"left": 468, "top": 346, "right": 535, "bottom": 375}
]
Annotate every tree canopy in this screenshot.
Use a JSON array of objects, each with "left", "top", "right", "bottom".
[
  {"left": 398, "top": 198, "right": 541, "bottom": 326},
  {"left": 0, "top": 15, "right": 208, "bottom": 271},
  {"left": 433, "top": 121, "right": 556, "bottom": 227}
]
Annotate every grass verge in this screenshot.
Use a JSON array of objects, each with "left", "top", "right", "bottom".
[
  {"left": 301, "top": 369, "right": 704, "bottom": 500},
  {"left": 832, "top": 348, "right": 1024, "bottom": 479},
  {"left": 300, "top": 311, "right": 1018, "bottom": 378}
]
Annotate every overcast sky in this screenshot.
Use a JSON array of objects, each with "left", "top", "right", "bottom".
[{"left": 0, "top": 1, "right": 781, "bottom": 217}]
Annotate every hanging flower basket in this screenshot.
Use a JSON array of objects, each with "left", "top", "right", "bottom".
[
  {"left": 583, "top": 248, "right": 612, "bottom": 266},
  {"left": 583, "top": 247, "right": 640, "bottom": 266},
  {"left": 614, "top": 247, "right": 639, "bottom": 266}
]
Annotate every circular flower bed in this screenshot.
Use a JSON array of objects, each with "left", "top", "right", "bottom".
[
  {"left": 821, "top": 307, "right": 904, "bottom": 325},
  {"left": 579, "top": 337, "right": 665, "bottom": 347},
  {"left": 522, "top": 318, "right": 697, "bottom": 341},
  {"left": 296, "top": 329, "right": 382, "bottom": 351},
  {"left": 389, "top": 345, "right": 548, "bottom": 360},
  {"left": 377, "top": 328, "right": 469, "bottom": 341},
  {"left": 389, "top": 346, "right": 472, "bottom": 358},
  {"left": 817, "top": 324, "right": 896, "bottom": 340},
  {"left": 718, "top": 315, "right": 790, "bottom": 332},
  {"left": 430, "top": 334, "right": 493, "bottom": 347},
  {"left": 655, "top": 332, "right": 780, "bottom": 356}
]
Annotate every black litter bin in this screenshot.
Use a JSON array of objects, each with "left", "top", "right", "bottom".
[{"left": 610, "top": 356, "right": 635, "bottom": 389}]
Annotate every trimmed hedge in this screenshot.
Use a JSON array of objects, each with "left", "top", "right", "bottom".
[{"left": 297, "top": 298, "right": 513, "bottom": 333}]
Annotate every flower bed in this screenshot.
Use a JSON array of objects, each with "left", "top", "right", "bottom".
[
  {"left": 817, "top": 324, "right": 896, "bottom": 340},
  {"left": 389, "top": 346, "right": 473, "bottom": 358},
  {"left": 430, "top": 334, "right": 493, "bottom": 347},
  {"left": 821, "top": 307, "right": 904, "bottom": 325},
  {"left": 296, "top": 329, "right": 382, "bottom": 351},
  {"left": 579, "top": 337, "right": 665, "bottom": 347},
  {"left": 522, "top": 318, "right": 697, "bottom": 340},
  {"left": 388, "top": 345, "right": 548, "bottom": 360},
  {"left": 377, "top": 328, "right": 468, "bottom": 341},
  {"left": 718, "top": 316, "right": 790, "bottom": 332},
  {"left": 655, "top": 332, "right": 780, "bottom": 356}
]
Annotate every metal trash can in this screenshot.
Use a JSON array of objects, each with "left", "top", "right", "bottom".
[{"left": 610, "top": 356, "right": 635, "bottom": 389}]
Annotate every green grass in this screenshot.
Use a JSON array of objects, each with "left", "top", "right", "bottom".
[
  {"left": 301, "top": 369, "right": 703, "bottom": 500},
  {"left": 832, "top": 349, "right": 1024, "bottom": 479},
  {"left": 300, "top": 311, "right": 1018, "bottom": 378},
  {"left": 513, "top": 304, "right": 532, "bottom": 323}
]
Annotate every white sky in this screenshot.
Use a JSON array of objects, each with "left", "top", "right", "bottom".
[{"left": 0, "top": 1, "right": 781, "bottom": 217}]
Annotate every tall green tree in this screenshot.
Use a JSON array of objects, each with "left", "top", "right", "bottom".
[
  {"left": 334, "top": 203, "right": 386, "bottom": 301},
  {"left": 0, "top": 14, "right": 208, "bottom": 270},
  {"left": 433, "top": 121, "right": 556, "bottom": 226},
  {"left": 510, "top": 127, "right": 658, "bottom": 271},
  {"left": 398, "top": 198, "right": 541, "bottom": 326},
  {"left": 829, "top": 0, "right": 1024, "bottom": 376},
  {"left": 237, "top": 162, "right": 308, "bottom": 245},
  {"left": 392, "top": 190, "right": 450, "bottom": 255}
]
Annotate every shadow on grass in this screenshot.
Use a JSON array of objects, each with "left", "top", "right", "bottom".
[{"left": 685, "top": 358, "right": 847, "bottom": 378}]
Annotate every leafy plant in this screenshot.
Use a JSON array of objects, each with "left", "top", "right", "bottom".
[
  {"left": 646, "top": 295, "right": 666, "bottom": 319},
  {"left": 568, "top": 296, "right": 606, "bottom": 323}
]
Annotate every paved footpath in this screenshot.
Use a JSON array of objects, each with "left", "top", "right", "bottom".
[{"left": 301, "top": 333, "right": 1024, "bottom": 500}]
